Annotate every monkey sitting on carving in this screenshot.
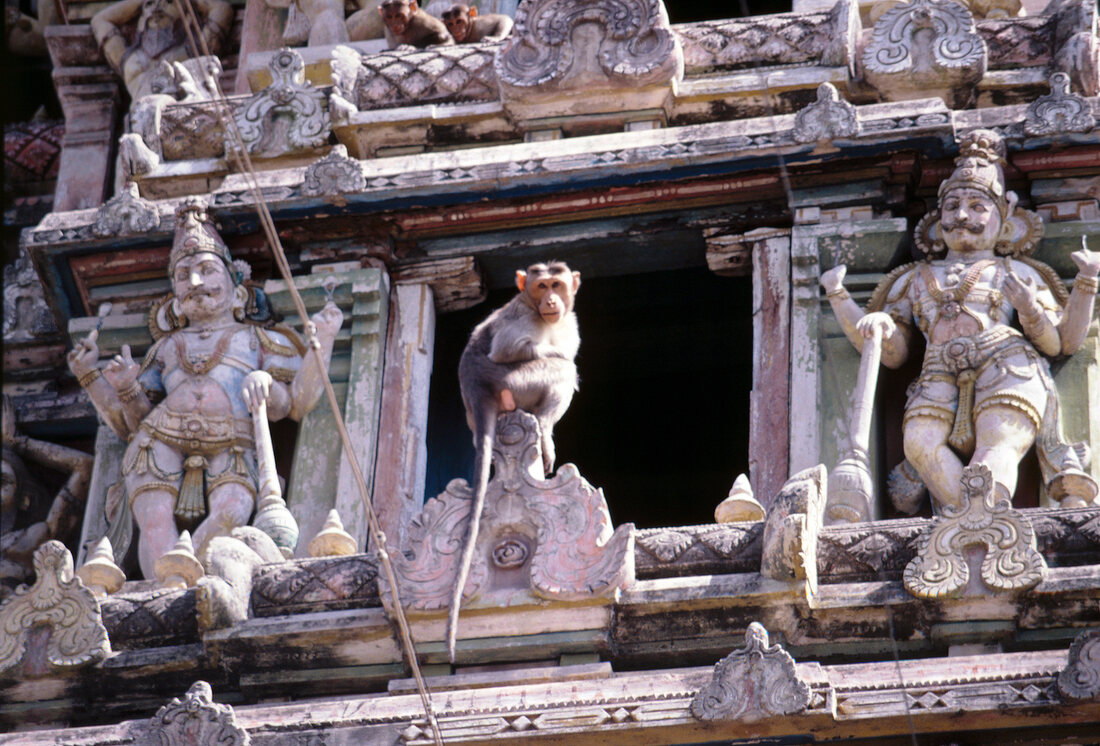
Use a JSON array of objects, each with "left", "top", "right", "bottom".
[
  {"left": 450, "top": 261, "right": 582, "bottom": 661},
  {"left": 378, "top": 0, "right": 453, "bottom": 49},
  {"left": 442, "top": 3, "right": 513, "bottom": 43}
]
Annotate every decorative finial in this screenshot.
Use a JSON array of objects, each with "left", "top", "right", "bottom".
[
  {"left": 308, "top": 509, "right": 357, "bottom": 557},
  {"left": 77, "top": 537, "right": 126, "bottom": 597},
  {"left": 714, "top": 474, "right": 765, "bottom": 523},
  {"left": 154, "top": 530, "right": 205, "bottom": 590}
]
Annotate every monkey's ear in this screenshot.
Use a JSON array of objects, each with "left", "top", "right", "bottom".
[
  {"left": 571, "top": 271, "right": 581, "bottom": 293},
  {"left": 515, "top": 270, "right": 527, "bottom": 292},
  {"left": 469, "top": 5, "right": 478, "bottom": 17}
]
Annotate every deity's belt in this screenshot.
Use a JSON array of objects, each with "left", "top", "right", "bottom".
[
  {"left": 141, "top": 409, "right": 255, "bottom": 525},
  {"left": 142, "top": 408, "right": 254, "bottom": 454},
  {"left": 921, "top": 326, "right": 1026, "bottom": 454}
]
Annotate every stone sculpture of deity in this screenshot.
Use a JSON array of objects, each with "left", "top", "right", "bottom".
[
  {"left": 821, "top": 129, "right": 1098, "bottom": 514},
  {"left": 91, "top": 0, "right": 233, "bottom": 101},
  {"left": 67, "top": 198, "right": 343, "bottom": 578}
]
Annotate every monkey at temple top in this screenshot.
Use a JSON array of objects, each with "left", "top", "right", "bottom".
[
  {"left": 449, "top": 261, "right": 582, "bottom": 662},
  {"left": 378, "top": 0, "right": 453, "bottom": 48},
  {"left": 441, "top": 4, "right": 513, "bottom": 43}
]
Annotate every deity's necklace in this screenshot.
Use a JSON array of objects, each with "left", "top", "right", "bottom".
[
  {"left": 175, "top": 327, "right": 237, "bottom": 376},
  {"left": 921, "top": 259, "right": 996, "bottom": 320}
]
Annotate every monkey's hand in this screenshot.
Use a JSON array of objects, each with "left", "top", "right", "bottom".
[
  {"left": 855, "top": 311, "right": 896, "bottom": 341},
  {"left": 820, "top": 265, "right": 847, "bottom": 294},
  {"left": 67, "top": 329, "right": 102, "bottom": 379}
]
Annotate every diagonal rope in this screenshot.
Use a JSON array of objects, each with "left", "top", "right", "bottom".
[{"left": 167, "top": 2, "right": 444, "bottom": 741}]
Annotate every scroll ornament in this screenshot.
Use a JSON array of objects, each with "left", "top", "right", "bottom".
[
  {"left": 0, "top": 540, "right": 111, "bottom": 676},
  {"left": 1057, "top": 628, "right": 1100, "bottom": 702},
  {"left": 93, "top": 182, "right": 161, "bottom": 237},
  {"left": 691, "top": 622, "right": 812, "bottom": 722},
  {"left": 1023, "top": 72, "right": 1095, "bottom": 136},
  {"left": 147, "top": 681, "right": 250, "bottom": 745},
  {"left": 232, "top": 48, "right": 329, "bottom": 158},
  {"left": 903, "top": 464, "right": 1046, "bottom": 599}
]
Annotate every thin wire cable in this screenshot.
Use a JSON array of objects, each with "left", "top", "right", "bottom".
[{"left": 167, "top": 2, "right": 444, "bottom": 741}]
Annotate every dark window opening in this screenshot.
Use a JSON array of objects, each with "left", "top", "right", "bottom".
[{"left": 426, "top": 266, "right": 753, "bottom": 530}]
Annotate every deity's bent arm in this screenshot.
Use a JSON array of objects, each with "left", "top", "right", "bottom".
[
  {"left": 1058, "top": 247, "right": 1100, "bottom": 356},
  {"left": 91, "top": 0, "right": 143, "bottom": 74},
  {"left": 820, "top": 264, "right": 912, "bottom": 368}
]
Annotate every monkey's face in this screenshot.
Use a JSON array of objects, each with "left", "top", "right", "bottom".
[
  {"left": 442, "top": 6, "right": 471, "bottom": 41},
  {"left": 522, "top": 266, "right": 580, "bottom": 324},
  {"left": 380, "top": 0, "right": 416, "bottom": 34}
]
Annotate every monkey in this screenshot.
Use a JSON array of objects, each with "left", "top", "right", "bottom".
[
  {"left": 449, "top": 261, "right": 582, "bottom": 662},
  {"left": 377, "top": 0, "right": 453, "bottom": 49},
  {"left": 441, "top": 4, "right": 513, "bottom": 43}
]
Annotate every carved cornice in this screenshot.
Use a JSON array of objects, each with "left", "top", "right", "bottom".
[
  {"left": 691, "top": 622, "right": 812, "bottom": 722},
  {"left": 0, "top": 541, "right": 110, "bottom": 676}
]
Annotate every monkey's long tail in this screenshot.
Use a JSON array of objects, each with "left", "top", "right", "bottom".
[{"left": 447, "top": 413, "right": 495, "bottom": 663}]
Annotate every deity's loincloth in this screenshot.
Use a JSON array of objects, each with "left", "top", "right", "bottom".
[
  {"left": 905, "top": 326, "right": 1048, "bottom": 447},
  {"left": 123, "top": 406, "right": 257, "bottom": 525}
]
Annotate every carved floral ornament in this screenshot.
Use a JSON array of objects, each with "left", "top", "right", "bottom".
[
  {"left": 496, "top": 0, "right": 681, "bottom": 90},
  {"left": 1057, "top": 628, "right": 1100, "bottom": 701},
  {"left": 93, "top": 181, "right": 161, "bottom": 238},
  {"left": 691, "top": 622, "right": 812, "bottom": 722},
  {"left": 792, "top": 82, "right": 860, "bottom": 144},
  {"left": 903, "top": 464, "right": 1046, "bottom": 599},
  {"left": 0, "top": 541, "right": 111, "bottom": 676}
]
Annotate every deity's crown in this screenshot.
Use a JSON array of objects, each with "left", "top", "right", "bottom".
[
  {"left": 937, "top": 129, "right": 1007, "bottom": 211},
  {"left": 169, "top": 197, "right": 237, "bottom": 281}
]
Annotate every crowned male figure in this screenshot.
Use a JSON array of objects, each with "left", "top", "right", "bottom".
[
  {"left": 68, "top": 199, "right": 343, "bottom": 577},
  {"left": 821, "top": 129, "right": 1098, "bottom": 514}
]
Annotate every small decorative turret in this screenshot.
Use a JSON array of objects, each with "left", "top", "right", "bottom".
[{"left": 715, "top": 474, "right": 765, "bottom": 523}]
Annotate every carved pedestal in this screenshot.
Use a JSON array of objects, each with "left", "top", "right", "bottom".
[{"left": 384, "top": 410, "right": 634, "bottom": 612}]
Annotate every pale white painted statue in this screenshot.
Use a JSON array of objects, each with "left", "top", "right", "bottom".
[
  {"left": 821, "top": 130, "right": 1098, "bottom": 514},
  {"left": 67, "top": 198, "right": 343, "bottom": 577}
]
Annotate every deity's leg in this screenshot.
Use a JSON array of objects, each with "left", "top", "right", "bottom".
[
  {"left": 192, "top": 481, "right": 255, "bottom": 558},
  {"left": 970, "top": 406, "right": 1038, "bottom": 503},
  {"left": 125, "top": 438, "right": 184, "bottom": 579},
  {"left": 903, "top": 416, "right": 964, "bottom": 511},
  {"left": 131, "top": 489, "right": 179, "bottom": 580}
]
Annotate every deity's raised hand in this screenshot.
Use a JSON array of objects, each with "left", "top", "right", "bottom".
[
  {"left": 1071, "top": 246, "right": 1100, "bottom": 278},
  {"left": 1003, "top": 271, "right": 1040, "bottom": 312},
  {"left": 104, "top": 344, "right": 140, "bottom": 392},
  {"left": 820, "top": 264, "right": 847, "bottom": 294},
  {"left": 67, "top": 329, "right": 101, "bottom": 378},
  {"left": 310, "top": 301, "right": 344, "bottom": 340}
]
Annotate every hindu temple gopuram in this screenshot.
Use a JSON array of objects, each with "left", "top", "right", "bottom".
[{"left": 2, "top": 0, "right": 1099, "bottom": 742}]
